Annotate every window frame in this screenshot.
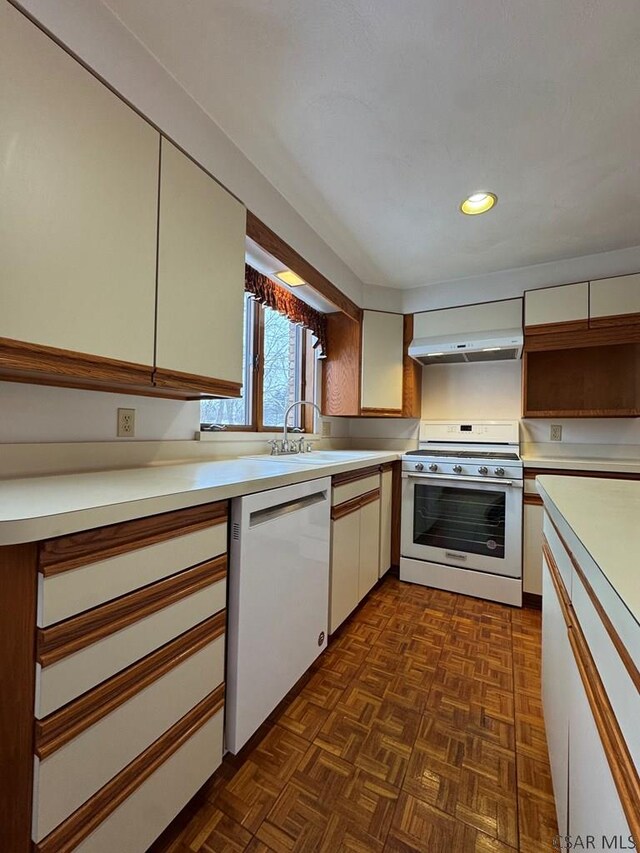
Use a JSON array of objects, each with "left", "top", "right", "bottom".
[{"left": 200, "top": 298, "right": 316, "bottom": 433}]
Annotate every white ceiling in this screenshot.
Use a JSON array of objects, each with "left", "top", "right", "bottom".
[{"left": 103, "top": 0, "right": 640, "bottom": 290}]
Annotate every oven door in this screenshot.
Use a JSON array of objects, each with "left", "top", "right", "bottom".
[{"left": 401, "top": 472, "right": 522, "bottom": 578}]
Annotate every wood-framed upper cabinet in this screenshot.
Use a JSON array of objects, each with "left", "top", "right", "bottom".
[
  {"left": 322, "top": 311, "right": 421, "bottom": 417},
  {"left": 589, "top": 274, "right": 640, "bottom": 328},
  {"left": 361, "top": 311, "right": 404, "bottom": 415},
  {"left": 524, "top": 283, "right": 589, "bottom": 334},
  {"left": 155, "top": 139, "right": 247, "bottom": 398},
  {"left": 0, "top": 2, "right": 159, "bottom": 391}
]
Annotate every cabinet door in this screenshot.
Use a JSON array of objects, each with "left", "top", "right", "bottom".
[
  {"left": 379, "top": 470, "right": 393, "bottom": 578},
  {"left": 0, "top": 3, "right": 158, "bottom": 365},
  {"left": 542, "top": 557, "right": 570, "bottom": 839},
  {"left": 156, "top": 139, "right": 246, "bottom": 389},
  {"left": 523, "top": 500, "right": 544, "bottom": 595},
  {"left": 568, "top": 659, "right": 631, "bottom": 847},
  {"left": 524, "top": 283, "right": 589, "bottom": 330},
  {"left": 590, "top": 274, "right": 640, "bottom": 326},
  {"left": 360, "top": 312, "right": 403, "bottom": 412},
  {"left": 358, "top": 498, "right": 381, "bottom": 600},
  {"left": 330, "top": 511, "right": 360, "bottom": 633}
]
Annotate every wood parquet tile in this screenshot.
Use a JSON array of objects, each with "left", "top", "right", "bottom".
[{"left": 152, "top": 577, "right": 557, "bottom": 853}]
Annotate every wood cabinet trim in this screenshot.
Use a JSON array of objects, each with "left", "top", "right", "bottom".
[
  {"left": 0, "top": 543, "right": 38, "bottom": 853},
  {"left": 331, "top": 494, "right": 362, "bottom": 521},
  {"left": 34, "top": 685, "right": 225, "bottom": 853},
  {"left": 246, "top": 212, "right": 361, "bottom": 322},
  {"left": 402, "top": 314, "right": 422, "bottom": 418},
  {"left": 544, "top": 536, "right": 640, "bottom": 842},
  {"left": 332, "top": 465, "right": 382, "bottom": 487},
  {"left": 37, "top": 556, "right": 227, "bottom": 667},
  {"left": 524, "top": 468, "right": 640, "bottom": 481},
  {"left": 589, "top": 312, "right": 640, "bottom": 329},
  {"left": 39, "top": 502, "right": 228, "bottom": 576},
  {"left": 523, "top": 493, "right": 544, "bottom": 506},
  {"left": 0, "top": 336, "right": 153, "bottom": 388},
  {"left": 358, "top": 488, "right": 381, "bottom": 510},
  {"left": 153, "top": 367, "right": 242, "bottom": 398},
  {"left": 360, "top": 407, "right": 403, "bottom": 417},
  {"left": 524, "top": 323, "right": 640, "bottom": 352},
  {"left": 35, "top": 612, "right": 226, "bottom": 760},
  {"left": 524, "top": 319, "right": 589, "bottom": 336},
  {"left": 322, "top": 312, "right": 362, "bottom": 417}
]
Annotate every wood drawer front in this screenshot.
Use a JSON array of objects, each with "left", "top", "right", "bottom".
[
  {"left": 571, "top": 566, "right": 640, "bottom": 769},
  {"left": 33, "top": 636, "right": 225, "bottom": 842},
  {"left": 36, "top": 578, "right": 226, "bottom": 718},
  {"left": 332, "top": 474, "right": 380, "bottom": 506},
  {"left": 38, "top": 522, "right": 227, "bottom": 627},
  {"left": 542, "top": 513, "right": 573, "bottom": 596}
]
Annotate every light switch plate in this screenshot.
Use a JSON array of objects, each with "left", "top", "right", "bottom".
[
  {"left": 550, "top": 424, "right": 562, "bottom": 442},
  {"left": 321, "top": 420, "right": 332, "bottom": 437}
]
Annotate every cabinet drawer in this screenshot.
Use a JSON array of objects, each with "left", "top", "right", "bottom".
[
  {"left": 38, "top": 503, "right": 227, "bottom": 627},
  {"left": 33, "top": 627, "right": 225, "bottom": 841},
  {"left": 35, "top": 693, "right": 224, "bottom": 853},
  {"left": 38, "top": 523, "right": 227, "bottom": 627},
  {"left": 542, "top": 513, "right": 573, "bottom": 596},
  {"left": 332, "top": 473, "right": 380, "bottom": 506},
  {"left": 35, "top": 559, "right": 226, "bottom": 718},
  {"left": 571, "top": 567, "right": 640, "bottom": 770}
]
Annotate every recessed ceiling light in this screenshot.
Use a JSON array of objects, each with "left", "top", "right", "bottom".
[
  {"left": 275, "top": 269, "right": 306, "bottom": 287},
  {"left": 460, "top": 192, "right": 497, "bottom": 215}
]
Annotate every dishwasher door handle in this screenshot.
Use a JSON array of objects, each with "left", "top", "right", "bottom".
[{"left": 249, "top": 490, "right": 328, "bottom": 527}]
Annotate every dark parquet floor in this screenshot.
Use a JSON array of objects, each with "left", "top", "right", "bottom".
[{"left": 153, "top": 575, "right": 557, "bottom": 853}]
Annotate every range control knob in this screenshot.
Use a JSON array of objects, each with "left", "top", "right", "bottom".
[
  {"left": 453, "top": 465, "right": 463, "bottom": 474},
  {"left": 494, "top": 467, "right": 505, "bottom": 477},
  {"left": 414, "top": 462, "right": 424, "bottom": 471},
  {"left": 478, "top": 466, "right": 489, "bottom": 475},
  {"left": 428, "top": 463, "right": 438, "bottom": 472}
]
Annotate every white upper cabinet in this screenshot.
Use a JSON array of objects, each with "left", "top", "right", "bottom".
[
  {"left": 0, "top": 3, "right": 159, "bottom": 365},
  {"left": 590, "top": 274, "right": 640, "bottom": 323},
  {"left": 413, "top": 299, "right": 522, "bottom": 338},
  {"left": 156, "top": 139, "right": 246, "bottom": 385},
  {"left": 524, "top": 283, "right": 589, "bottom": 328},
  {"left": 360, "top": 311, "right": 404, "bottom": 411}
]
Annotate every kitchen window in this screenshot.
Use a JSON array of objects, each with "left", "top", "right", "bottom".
[{"left": 200, "top": 292, "right": 317, "bottom": 432}]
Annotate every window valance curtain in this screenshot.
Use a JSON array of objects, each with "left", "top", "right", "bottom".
[{"left": 245, "top": 264, "right": 327, "bottom": 357}]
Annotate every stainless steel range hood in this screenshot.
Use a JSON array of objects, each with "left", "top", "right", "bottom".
[{"left": 408, "top": 328, "right": 523, "bottom": 365}]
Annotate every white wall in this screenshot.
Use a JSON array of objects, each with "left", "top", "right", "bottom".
[
  {"left": 400, "top": 244, "right": 640, "bottom": 314},
  {"left": 421, "top": 362, "right": 522, "bottom": 420},
  {"left": 0, "top": 382, "right": 200, "bottom": 443}
]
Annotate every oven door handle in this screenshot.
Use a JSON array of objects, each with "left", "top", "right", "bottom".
[{"left": 403, "top": 472, "right": 523, "bottom": 488}]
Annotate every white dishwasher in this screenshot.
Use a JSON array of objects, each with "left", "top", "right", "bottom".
[{"left": 225, "top": 476, "right": 331, "bottom": 753}]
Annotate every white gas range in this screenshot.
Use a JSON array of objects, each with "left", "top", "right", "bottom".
[{"left": 400, "top": 420, "right": 523, "bottom": 606}]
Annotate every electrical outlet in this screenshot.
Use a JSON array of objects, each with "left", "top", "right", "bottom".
[
  {"left": 117, "top": 408, "right": 136, "bottom": 438},
  {"left": 550, "top": 424, "right": 563, "bottom": 442},
  {"left": 321, "top": 420, "right": 332, "bottom": 437}
]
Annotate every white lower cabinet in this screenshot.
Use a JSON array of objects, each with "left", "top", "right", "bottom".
[
  {"left": 568, "top": 662, "right": 630, "bottom": 848},
  {"left": 358, "top": 497, "right": 381, "bottom": 600},
  {"left": 330, "top": 511, "right": 361, "bottom": 634},
  {"left": 330, "top": 473, "right": 381, "bottom": 633},
  {"left": 378, "top": 468, "right": 393, "bottom": 578},
  {"left": 524, "top": 500, "right": 544, "bottom": 595},
  {"left": 542, "top": 558, "right": 570, "bottom": 838}
]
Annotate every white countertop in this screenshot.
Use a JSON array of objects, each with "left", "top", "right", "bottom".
[
  {"left": 537, "top": 475, "right": 640, "bottom": 624},
  {"left": 0, "top": 451, "right": 399, "bottom": 546},
  {"left": 522, "top": 442, "right": 640, "bottom": 474}
]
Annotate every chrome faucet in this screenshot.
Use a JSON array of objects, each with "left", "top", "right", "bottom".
[{"left": 282, "top": 400, "right": 321, "bottom": 452}]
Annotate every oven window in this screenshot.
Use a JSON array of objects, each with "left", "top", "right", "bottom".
[{"left": 413, "top": 484, "right": 506, "bottom": 558}]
